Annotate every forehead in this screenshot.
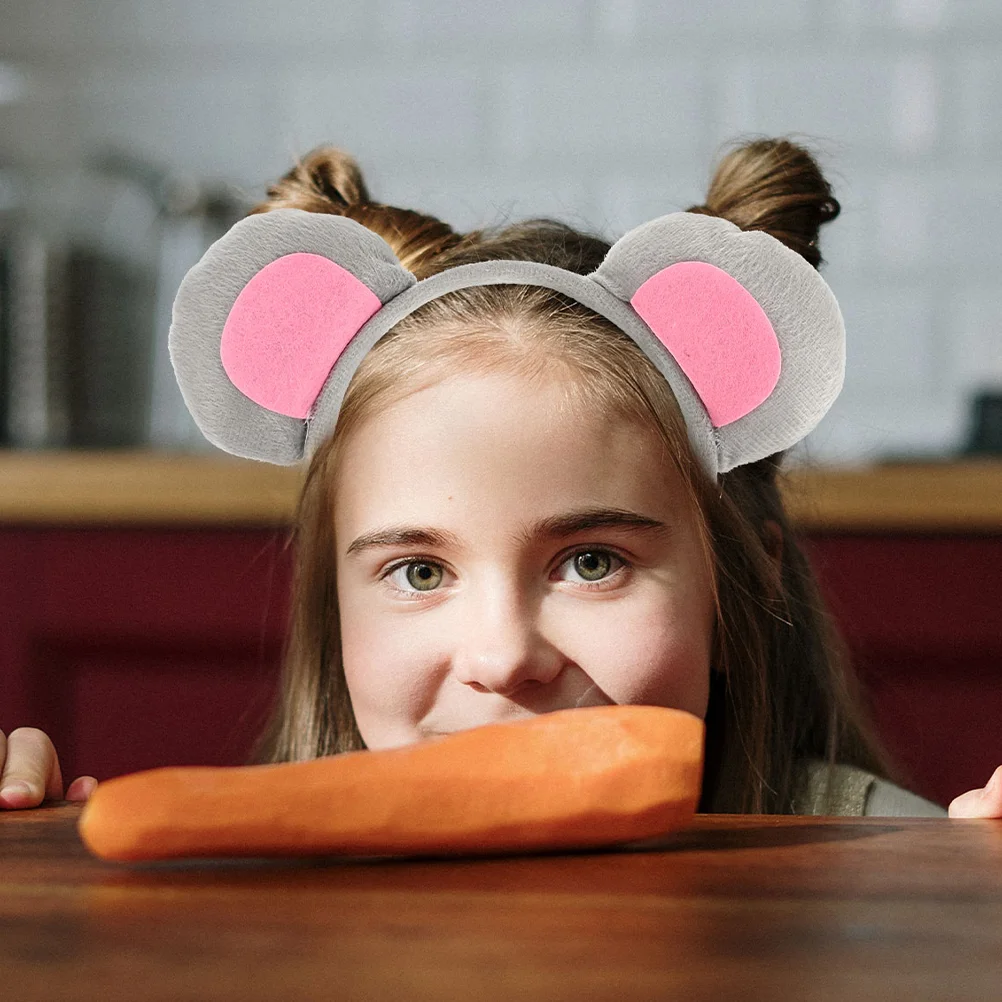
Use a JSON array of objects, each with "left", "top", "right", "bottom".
[{"left": 332, "top": 370, "right": 689, "bottom": 520}]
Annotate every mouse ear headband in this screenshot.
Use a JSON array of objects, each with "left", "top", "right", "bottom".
[{"left": 169, "top": 207, "right": 844, "bottom": 481}]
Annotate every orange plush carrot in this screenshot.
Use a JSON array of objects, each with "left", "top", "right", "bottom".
[{"left": 77, "top": 704, "right": 704, "bottom": 862}]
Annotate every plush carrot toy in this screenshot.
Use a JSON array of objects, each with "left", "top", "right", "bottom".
[{"left": 77, "top": 704, "right": 704, "bottom": 862}]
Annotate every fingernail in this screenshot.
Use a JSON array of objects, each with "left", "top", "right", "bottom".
[
  {"left": 68, "top": 779, "right": 96, "bottom": 801},
  {"left": 1, "top": 781, "right": 34, "bottom": 799}
]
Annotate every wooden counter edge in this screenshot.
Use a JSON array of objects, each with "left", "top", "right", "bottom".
[
  {"left": 0, "top": 450, "right": 1001, "bottom": 531},
  {"left": 0, "top": 450, "right": 303, "bottom": 526}
]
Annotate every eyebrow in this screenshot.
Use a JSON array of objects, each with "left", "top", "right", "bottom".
[{"left": 344, "top": 507, "right": 673, "bottom": 559}]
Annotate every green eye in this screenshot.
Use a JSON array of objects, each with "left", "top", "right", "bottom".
[
  {"left": 386, "top": 548, "right": 623, "bottom": 597},
  {"left": 574, "top": 551, "right": 612, "bottom": 582},
  {"left": 405, "top": 562, "right": 443, "bottom": 591}
]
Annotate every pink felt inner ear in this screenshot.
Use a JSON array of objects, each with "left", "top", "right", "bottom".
[
  {"left": 630, "top": 261, "right": 781, "bottom": 427},
  {"left": 220, "top": 252, "right": 383, "bottom": 419}
]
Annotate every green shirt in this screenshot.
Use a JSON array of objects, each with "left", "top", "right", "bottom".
[{"left": 792, "top": 758, "right": 947, "bottom": 817}]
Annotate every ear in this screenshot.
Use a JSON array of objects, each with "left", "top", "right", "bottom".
[
  {"left": 590, "top": 212, "right": 844, "bottom": 473},
  {"left": 169, "top": 208, "right": 416, "bottom": 464}
]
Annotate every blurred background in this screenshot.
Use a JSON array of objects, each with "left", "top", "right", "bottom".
[
  {"left": 0, "top": 0, "right": 1000, "bottom": 462},
  {"left": 1, "top": 2, "right": 1000, "bottom": 807}
]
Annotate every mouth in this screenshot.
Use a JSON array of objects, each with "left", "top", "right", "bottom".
[
  {"left": 574, "top": 683, "right": 616, "bottom": 708},
  {"left": 422, "top": 688, "right": 617, "bottom": 738}
]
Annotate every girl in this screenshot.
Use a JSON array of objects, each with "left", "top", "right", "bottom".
[{"left": 2, "top": 137, "right": 999, "bottom": 819}]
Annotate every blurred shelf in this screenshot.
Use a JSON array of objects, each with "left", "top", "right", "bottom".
[
  {"left": 779, "top": 458, "right": 1002, "bottom": 532},
  {"left": 0, "top": 450, "right": 303, "bottom": 526},
  {"left": 0, "top": 450, "right": 1000, "bottom": 531}
]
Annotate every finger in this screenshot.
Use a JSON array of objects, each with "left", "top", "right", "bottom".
[
  {"left": 948, "top": 766, "right": 1002, "bottom": 819},
  {"left": 66, "top": 776, "right": 99, "bottom": 802},
  {"left": 977, "top": 765, "right": 1002, "bottom": 816},
  {"left": 0, "top": 727, "right": 64, "bottom": 809},
  {"left": 986, "top": 765, "right": 1002, "bottom": 795},
  {"left": 948, "top": 787, "right": 990, "bottom": 818}
]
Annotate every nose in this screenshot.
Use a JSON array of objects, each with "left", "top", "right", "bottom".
[{"left": 452, "top": 573, "right": 565, "bottom": 696}]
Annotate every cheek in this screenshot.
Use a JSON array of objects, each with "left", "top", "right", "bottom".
[
  {"left": 581, "top": 593, "right": 713, "bottom": 719},
  {"left": 338, "top": 585, "right": 443, "bottom": 748}
]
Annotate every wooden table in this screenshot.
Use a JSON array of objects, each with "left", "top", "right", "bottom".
[{"left": 3, "top": 805, "right": 1002, "bottom": 1001}]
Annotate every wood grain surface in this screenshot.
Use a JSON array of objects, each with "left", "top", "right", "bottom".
[{"left": 3, "top": 804, "right": 1002, "bottom": 1001}]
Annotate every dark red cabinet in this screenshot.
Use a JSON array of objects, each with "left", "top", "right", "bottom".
[
  {"left": 0, "top": 528, "right": 291, "bottom": 787},
  {"left": 803, "top": 534, "right": 1002, "bottom": 808},
  {"left": 2, "top": 528, "right": 1000, "bottom": 809}
]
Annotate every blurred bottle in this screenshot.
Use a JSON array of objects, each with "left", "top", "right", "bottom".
[
  {"left": 0, "top": 151, "right": 246, "bottom": 450},
  {"left": 964, "top": 390, "right": 1002, "bottom": 457},
  {"left": 0, "top": 166, "right": 71, "bottom": 448},
  {"left": 136, "top": 161, "right": 247, "bottom": 450}
]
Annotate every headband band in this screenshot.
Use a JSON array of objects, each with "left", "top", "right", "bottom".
[{"left": 169, "top": 207, "right": 845, "bottom": 481}]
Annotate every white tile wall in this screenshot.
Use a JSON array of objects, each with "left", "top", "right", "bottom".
[
  {"left": 836, "top": 281, "right": 939, "bottom": 394},
  {"left": 494, "top": 59, "right": 706, "bottom": 166},
  {"left": 955, "top": 54, "right": 1002, "bottom": 155},
  {"left": 596, "top": 0, "right": 814, "bottom": 38},
  {"left": 76, "top": 65, "right": 285, "bottom": 182},
  {"left": 888, "top": 54, "right": 939, "bottom": 155},
  {"left": 592, "top": 171, "right": 708, "bottom": 236},
  {"left": 949, "top": 288, "right": 1002, "bottom": 393},
  {"left": 947, "top": 0, "right": 1002, "bottom": 31},
  {"left": 872, "top": 170, "right": 934, "bottom": 273},
  {"left": 126, "top": 0, "right": 377, "bottom": 50},
  {"left": 1, "top": 0, "right": 999, "bottom": 465},
  {"left": 380, "top": 170, "right": 595, "bottom": 236},
  {"left": 833, "top": 0, "right": 1002, "bottom": 35},
  {"left": 717, "top": 54, "right": 910, "bottom": 153},
  {"left": 928, "top": 171, "right": 1002, "bottom": 278},
  {"left": 381, "top": 0, "right": 591, "bottom": 47}
]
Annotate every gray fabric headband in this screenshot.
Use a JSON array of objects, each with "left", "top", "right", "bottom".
[{"left": 169, "top": 207, "right": 844, "bottom": 481}]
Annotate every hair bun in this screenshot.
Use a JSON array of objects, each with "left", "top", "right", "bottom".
[
  {"left": 253, "top": 146, "right": 372, "bottom": 215},
  {"left": 689, "top": 137, "right": 841, "bottom": 269}
]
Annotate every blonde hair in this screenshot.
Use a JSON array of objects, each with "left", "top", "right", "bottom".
[{"left": 246, "top": 137, "right": 897, "bottom": 813}]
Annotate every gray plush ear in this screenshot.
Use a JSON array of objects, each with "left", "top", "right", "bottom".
[
  {"left": 590, "top": 212, "right": 844, "bottom": 473},
  {"left": 168, "top": 208, "right": 416, "bottom": 464}
]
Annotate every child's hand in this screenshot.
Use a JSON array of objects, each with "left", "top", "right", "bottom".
[
  {"left": 0, "top": 727, "right": 99, "bottom": 810},
  {"left": 948, "top": 766, "right": 1002, "bottom": 818}
]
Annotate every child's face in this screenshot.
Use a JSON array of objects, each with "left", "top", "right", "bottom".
[{"left": 333, "top": 370, "right": 716, "bottom": 750}]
